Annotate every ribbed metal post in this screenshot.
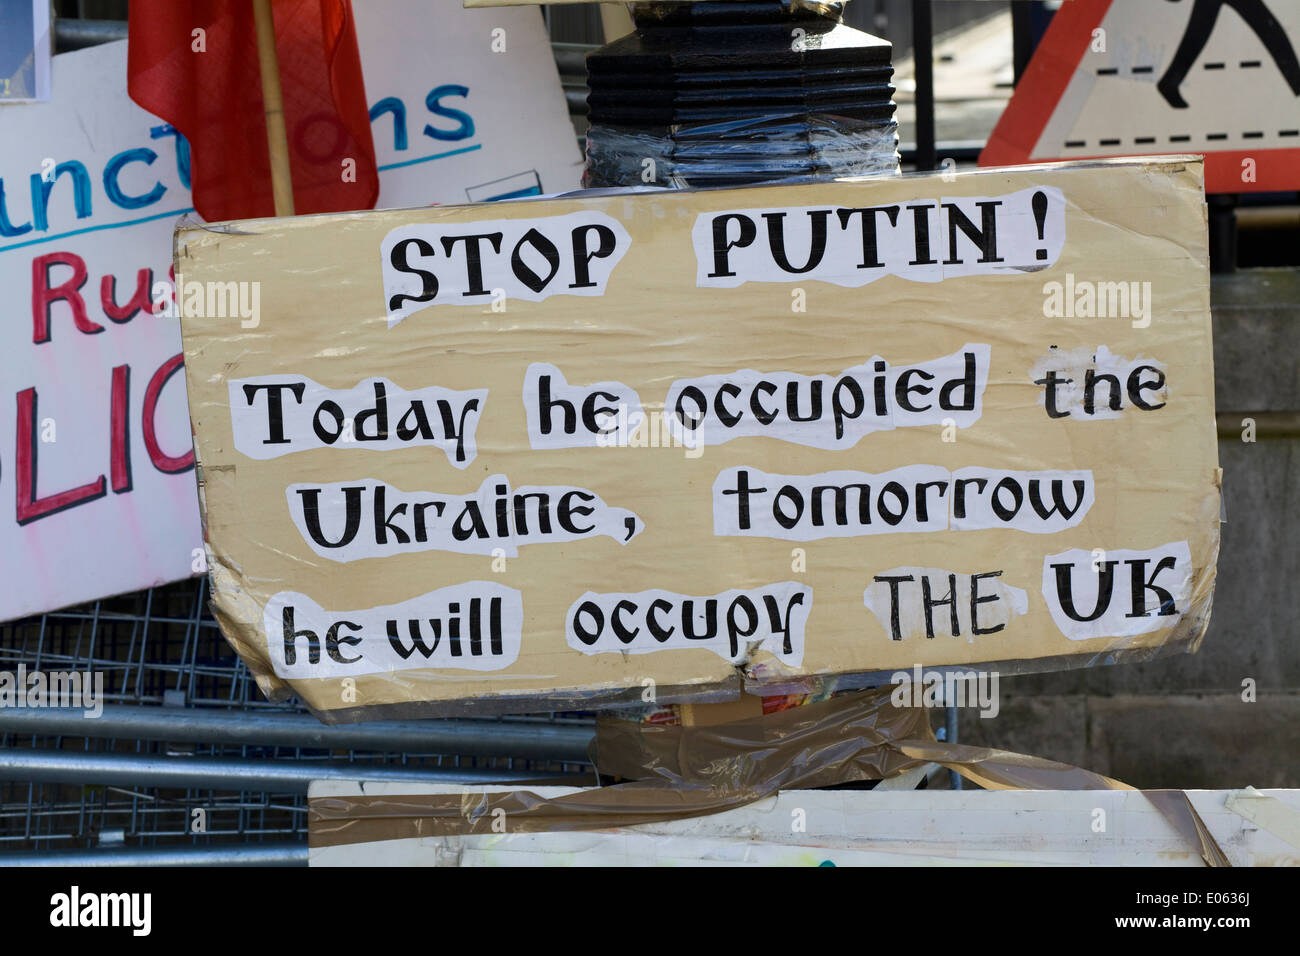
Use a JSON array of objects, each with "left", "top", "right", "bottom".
[
  {"left": 0, "top": 749, "right": 587, "bottom": 794},
  {"left": 0, "top": 843, "right": 307, "bottom": 867},
  {"left": 0, "top": 705, "right": 594, "bottom": 762}
]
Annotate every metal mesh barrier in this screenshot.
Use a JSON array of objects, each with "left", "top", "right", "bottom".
[
  {"left": 2, "top": 578, "right": 267, "bottom": 711},
  {"left": 0, "top": 578, "right": 595, "bottom": 857}
]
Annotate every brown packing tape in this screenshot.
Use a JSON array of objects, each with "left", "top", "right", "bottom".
[
  {"left": 896, "top": 740, "right": 1132, "bottom": 792},
  {"left": 1143, "top": 789, "right": 1233, "bottom": 868},
  {"left": 309, "top": 686, "right": 928, "bottom": 847},
  {"left": 593, "top": 687, "right": 932, "bottom": 787},
  {"left": 309, "top": 687, "right": 1230, "bottom": 864}
]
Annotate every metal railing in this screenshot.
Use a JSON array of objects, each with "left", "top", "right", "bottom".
[{"left": 0, "top": 577, "right": 596, "bottom": 858}]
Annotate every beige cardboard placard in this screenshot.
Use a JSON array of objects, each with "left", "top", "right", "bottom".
[{"left": 177, "top": 157, "right": 1219, "bottom": 720}]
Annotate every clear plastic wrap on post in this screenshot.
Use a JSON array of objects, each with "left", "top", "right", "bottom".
[{"left": 583, "top": 114, "right": 901, "bottom": 189}]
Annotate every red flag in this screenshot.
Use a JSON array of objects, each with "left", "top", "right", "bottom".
[{"left": 128, "top": 0, "right": 378, "bottom": 222}]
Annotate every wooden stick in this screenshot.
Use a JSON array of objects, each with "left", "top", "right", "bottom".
[{"left": 252, "top": 0, "right": 295, "bottom": 217}]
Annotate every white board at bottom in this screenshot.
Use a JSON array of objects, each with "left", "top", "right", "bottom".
[{"left": 308, "top": 783, "right": 1300, "bottom": 867}]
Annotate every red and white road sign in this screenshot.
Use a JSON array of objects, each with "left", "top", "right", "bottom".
[{"left": 981, "top": 0, "right": 1300, "bottom": 193}]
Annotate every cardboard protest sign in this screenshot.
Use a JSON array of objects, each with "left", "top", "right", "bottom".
[
  {"left": 177, "top": 157, "right": 1219, "bottom": 721},
  {"left": 0, "top": 0, "right": 580, "bottom": 622}
]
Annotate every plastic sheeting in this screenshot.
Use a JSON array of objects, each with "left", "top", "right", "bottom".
[{"left": 309, "top": 685, "right": 1228, "bottom": 866}]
